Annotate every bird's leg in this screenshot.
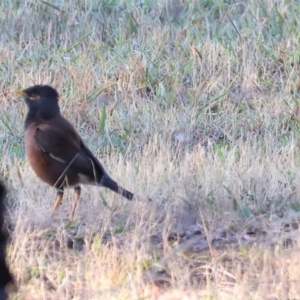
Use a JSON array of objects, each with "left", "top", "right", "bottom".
[
  {"left": 51, "top": 188, "right": 64, "bottom": 217},
  {"left": 70, "top": 186, "right": 81, "bottom": 218}
]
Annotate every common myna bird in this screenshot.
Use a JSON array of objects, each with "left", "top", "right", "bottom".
[
  {"left": 16, "top": 85, "right": 134, "bottom": 218},
  {"left": 0, "top": 182, "right": 13, "bottom": 300}
]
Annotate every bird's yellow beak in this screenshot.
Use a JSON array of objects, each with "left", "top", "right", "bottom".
[{"left": 15, "top": 89, "right": 27, "bottom": 97}]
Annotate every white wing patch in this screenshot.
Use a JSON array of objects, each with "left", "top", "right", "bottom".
[{"left": 49, "top": 153, "right": 66, "bottom": 163}]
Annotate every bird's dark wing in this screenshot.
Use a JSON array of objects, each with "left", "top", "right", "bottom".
[
  {"left": 34, "top": 121, "right": 108, "bottom": 182},
  {"left": 34, "top": 122, "right": 83, "bottom": 164}
]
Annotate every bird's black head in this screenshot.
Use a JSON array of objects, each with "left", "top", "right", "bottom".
[
  {"left": 16, "top": 85, "right": 61, "bottom": 127},
  {"left": 19, "top": 85, "right": 59, "bottom": 100}
]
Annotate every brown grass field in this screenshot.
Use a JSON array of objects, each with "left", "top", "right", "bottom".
[{"left": 1, "top": 0, "right": 300, "bottom": 299}]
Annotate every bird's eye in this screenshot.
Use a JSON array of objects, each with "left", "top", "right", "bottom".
[{"left": 29, "top": 94, "right": 40, "bottom": 101}]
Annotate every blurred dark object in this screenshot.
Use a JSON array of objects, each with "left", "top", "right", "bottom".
[{"left": 0, "top": 181, "right": 13, "bottom": 300}]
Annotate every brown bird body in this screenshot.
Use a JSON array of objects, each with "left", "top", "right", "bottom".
[{"left": 16, "top": 85, "right": 133, "bottom": 218}]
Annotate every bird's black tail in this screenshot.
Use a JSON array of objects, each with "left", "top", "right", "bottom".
[{"left": 100, "top": 175, "right": 134, "bottom": 200}]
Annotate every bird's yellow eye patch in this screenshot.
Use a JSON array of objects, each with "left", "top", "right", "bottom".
[{"left": 29, "top": 94, "right": 40, "bottom": 101}]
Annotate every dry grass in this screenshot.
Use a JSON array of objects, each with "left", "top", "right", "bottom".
[{"left": 1, "top": 0, "right": 300, "bottom": 299}]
